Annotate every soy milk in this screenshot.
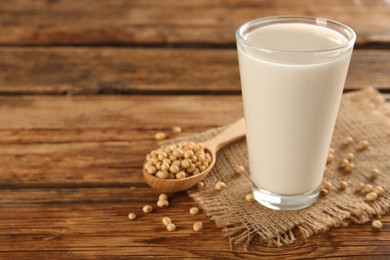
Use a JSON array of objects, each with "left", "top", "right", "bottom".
[{"left": 237, "top": 23, "right": 353, "bottom": 195}]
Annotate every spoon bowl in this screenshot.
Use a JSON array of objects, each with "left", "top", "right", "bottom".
[
  {"left": 143, "top": 147, "right": 216, "bottom": 193},
  {"left": 143, "top": 117, "right": 246, "bottom": 193}
]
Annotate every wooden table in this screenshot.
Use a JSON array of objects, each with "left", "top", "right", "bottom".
[{"left": 1, "top": 1, "right": 389, "bottom": 259}]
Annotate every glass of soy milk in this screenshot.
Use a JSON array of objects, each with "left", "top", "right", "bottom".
[{"left": 236, "top": 17, "right": 356, "bottom": 210}]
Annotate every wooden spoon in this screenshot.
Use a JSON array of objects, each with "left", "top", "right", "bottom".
[{"left": 143, "top": 117, "right": 246, "bottom": 192}]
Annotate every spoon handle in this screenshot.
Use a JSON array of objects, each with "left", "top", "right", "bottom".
[{"left": 202, "top": 117, "right": 246, "bottom": 152}]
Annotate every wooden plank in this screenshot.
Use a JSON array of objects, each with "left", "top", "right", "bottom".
[
  {"left": 0, "top": 0, "right": 390, "bottom": 46},
  {"left": 0, "top": 95, "right": 243, "bottom": 129},
  {"left": 0, "top": 48, "right": 389, "bottom": 95},
  {"left": 0, "top": 188, "right": 389, "bottom": 258},
  {"left": 0, "top": 95, "right": 243, "bottom": 187},
  {"left": 0, "top": 95, "right": 389, "bottom": 188}
]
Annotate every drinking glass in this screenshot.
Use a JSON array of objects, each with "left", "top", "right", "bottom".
[{"left": 236, "top": 17, "right": 356, "bottom": 210}]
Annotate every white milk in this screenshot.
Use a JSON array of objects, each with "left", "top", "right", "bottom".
[{"left": 238, "top": 23, "right": 353, "bottom": 195}]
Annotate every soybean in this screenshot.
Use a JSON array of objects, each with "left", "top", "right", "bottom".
[
  {"left": 362, "top": 184, "right": 374, "bottom": 194},
  {"left": 355, "top": 182, "right": 365, "bottom": 192},
  {"left": 245, "top": 193, "right": 255, "bottom": 202},
  {"left": 327, "top": 153, "right": 334, "bottom": 164},
  {"left": 172, "top": 126, "right": 182, "bottom": 134},
  {"left": 374, "top": 186, "right": 385, "bottom": 196},
  {"left": 159, "top": 193, "right": 168, "bottom": 201},
  {"left": 143, "top": 204, "right": 153, "bottom": 213},
  {"left": 340, "top": 159, "right": 350, "bottom": 169},
  {"left": 234, "top": 166, "right": 245, "bottom": 175},
  {"left": 189, "top": 207, "right": 199, "bottom": 215},
  {"left": 193, "top": 222, "right": 203, "bottom": 232},
  {"left": 365, "top": 192, "right": 378, "bottom": 201},
  {"left": 155, "top": 132, "right": 166, "bottom": 140},
  {"left": 372, "top": 220, "right": 383, "bottom": 230},
  {"left": 370, "top": 169, "right": 380, "bottom": 180},
  {"left": 323, "top": 181, "right": 333, "bottom": 190},
  {"left": 167, "top": 223, "right": 176, "bottom": 232},
  {"left": 342, "top": 136, "right": 354, "bottom": 146},
  {"left": 162, "top": 217, "right": 171, "bottom": 226},
  {"left": 197, "top": 182, "right": 205, "bottom": 189},
  {"left": 338, "top": 181, "right": 348, "bottom": 190},
  {"left": 215, "top": 181, "right": 226, "bottom": 191},
  {"left": 356, "top": 140, "right": 369, "bottom": 151},
  {"left": 345, "top": 152, "right": 355, "bottom": 161},
  {"left": 157, "top": 199, "right": 169, "bottom": 208},
  {"left": 128, "top": 213, "right": 136, "bottom": 220}
]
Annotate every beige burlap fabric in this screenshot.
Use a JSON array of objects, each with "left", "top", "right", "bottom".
[{"left": 169, "top": 88, "right": 389, "bottom": 248}]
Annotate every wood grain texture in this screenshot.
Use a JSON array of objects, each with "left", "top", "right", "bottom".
[
  {"left": 1, "top": 95, "right": 389, "bottom": 188},
  {"left": 0, "top": 0, "right": 390, "bottom": 46},
  {"left": 0, "top": 95, "right": 390, "bottom": 258},
  {"left": 0, "top": 48, "right": 389, "bottom": 95},
  {"left": 0, "top": 95, "right": 243, "bottom": 188},
  {"left": 2, "top": 0, "right": 390, "bottom": 258},
  {"left": 0, "top": 188, "right": 389, "bottom": 259}
]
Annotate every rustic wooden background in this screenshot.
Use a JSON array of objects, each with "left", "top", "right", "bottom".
[{"left": 0, "top": 0, "right": 389, "bottom": 259}]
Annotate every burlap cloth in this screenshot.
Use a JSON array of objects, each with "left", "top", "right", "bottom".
[{"left": 165, "top": 87, "right": 390, "bottom": 248}]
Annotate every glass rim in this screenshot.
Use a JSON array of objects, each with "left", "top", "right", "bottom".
[{"left": 236, "top": 16, "right": 356, "bottom": 54}]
